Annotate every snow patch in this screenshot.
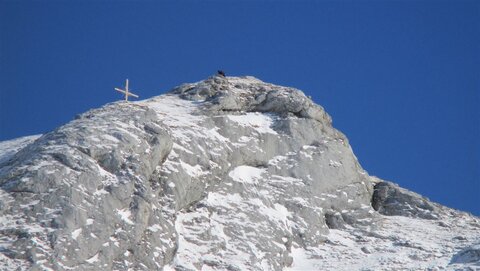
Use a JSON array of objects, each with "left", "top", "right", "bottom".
[
  {"left": 227, "top": 113, "right": 277, "bottom": 134},
  {"left": 180, "top": 160, "right": 206, "bottom": 178},
  {"left": 0, "top": 134, "right": 41, "bottom": 164},
  {"left": 117, "top": 209, "right": 134, "bottom": 225},
  {"left": 86, "top": 253, "right": 99, "bottom": 263},
  {"left": 71, "top": 228, "right": 82, "bottom": 240},
  {"left": 228, "top": 165, "right": 266, "bottom": 184}
]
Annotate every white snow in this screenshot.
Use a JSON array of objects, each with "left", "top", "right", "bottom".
[
  {"left": 227, "top": 113, "right": 277, "bottom": 134},
  {"left": 140, "top": 95, "right": 204, "bottom": 145},
  {"left": 116, "top": 209, "right": 134, "bottom": 225},
  {"left": 286, "top": 247, "right": 319, "bottom": 271},
  {"left": 148, "top": 224, "right": 162, "bottom": 233},
  {"left": 228, "top": 165, "right": 266, "bottom": 184},
  {"left": 93, "top": 189, "right": 109, "bottom": 196},
  {"left": 286, "top": 214, "right": 480, "bottom": 271},
  {"left": 180, "top": 160, "right": 206, "bottom": 178},
  {"left": 0, "top": 134, "right": 41, "bottom": 164},
  {"left": 71, "top": 228, "right": 82, "bottom": 240},
  {"left": 329, "top": 159, "right": 342, "bottom": 167},
  {"left": 85, "top": 253, "right": 99, "bottom": 263}
]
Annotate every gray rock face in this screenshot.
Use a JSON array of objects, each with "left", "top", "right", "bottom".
[
  {"left": 0, "top": 75, "right": 478, "bottom": 270},
  {"left": 451, "top": 243, "right": 480, "bottom": 264},
  {"left": 372, "top": 180, "right": 438, "bottom": 220},
  {"left": 172, "top": 76, "right": 332, "bottom": 124},
  {"left": 0, "top": 103, "right": 175, "bottom": 270}
]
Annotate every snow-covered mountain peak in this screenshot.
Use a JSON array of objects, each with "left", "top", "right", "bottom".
[{"left": 0, "top": 76, "right": 479, "bottom": 270}]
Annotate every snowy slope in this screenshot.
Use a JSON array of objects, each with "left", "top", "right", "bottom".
[
  {"left": 286, "top": 212, "right": 479, "bottom": 270},
  {"left": 0, "top": 135, "right": 41, "bottom": 165},
  {"left": 0, "top": 75, "right": 478, "bottom": 271}
]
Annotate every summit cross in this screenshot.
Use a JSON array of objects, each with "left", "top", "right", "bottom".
[{"left": 115, "top": 79, "right": 139, "bottom": 101}]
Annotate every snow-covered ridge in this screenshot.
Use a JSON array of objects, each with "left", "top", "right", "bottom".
[
  {"left": 0, "top": 75, "right": 478, "bottom": 270},
  {"left": 0, "top": 135, "right": 41, "bottom": 165}
]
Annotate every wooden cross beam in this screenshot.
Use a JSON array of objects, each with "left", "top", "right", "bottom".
[{"left": 115, "top": 79, "right": 139, "bottom": 101}]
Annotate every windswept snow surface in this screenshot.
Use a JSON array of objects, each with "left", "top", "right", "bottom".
[
  {"left": 227, "top": 113, "right": 278, "bottom": 135},
  {"left": 0, "top": 135, "right": 41, "bottom": 164},
  {"left": 141, "top": 95, "right": 205, "bottom": 145},
  {"left": 228, "top": 165, "right": 266, "bottom": 184},
  {"left": 286, "top": 213, "right": 480, "bottom": 270}
]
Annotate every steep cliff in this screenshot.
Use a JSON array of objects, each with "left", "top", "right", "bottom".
[{"left": 0, "top": 76, "right": 478, "bottom": 270}]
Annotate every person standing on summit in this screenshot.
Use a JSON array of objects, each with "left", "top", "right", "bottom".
[{"left": 217, "top": 70, "right": 226, "bottom": 77}]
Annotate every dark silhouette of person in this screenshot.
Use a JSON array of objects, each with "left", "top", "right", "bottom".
[{"left": 217, "top": 70, "right": 226, "bottom": 77}]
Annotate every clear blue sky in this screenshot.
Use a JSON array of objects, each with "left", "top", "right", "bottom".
[{"left": 0, "top": 1, "right": 478, "bottom": 215}]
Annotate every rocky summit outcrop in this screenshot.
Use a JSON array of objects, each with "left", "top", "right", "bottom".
[{"left": 0, "top": 75, "right": 478, "bottom": 271}]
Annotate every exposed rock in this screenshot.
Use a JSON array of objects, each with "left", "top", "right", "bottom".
[
  {"left": 325, "top": 212, "right": 346, "bottom": 229},
  {"left": 371, "top": 180, "right": 439, "bottom": 220},
  {"left": 450, "top": 243, "right": 480, "bottom": 264},
  {"left": 361, "top": 246, "right": 373, "bottom": 254},
  {"left": 172, "top": 76, "right": 332, "bottom": 125},
  {"left": 0, "top": 103, "right": 174, "bottom": 270},
  {"left": 0, "top": 75, "right": 478, "bottom": 270}
]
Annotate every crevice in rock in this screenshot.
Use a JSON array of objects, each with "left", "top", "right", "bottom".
[{"left": 49, "top": 152, "right": 81, "bottom": 172}]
